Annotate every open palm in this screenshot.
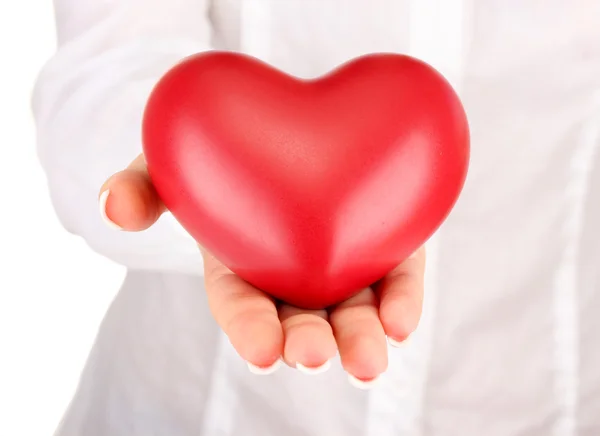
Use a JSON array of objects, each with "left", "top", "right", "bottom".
[{"left": 100, "top": 155, "right": 426, "bottom": 388}]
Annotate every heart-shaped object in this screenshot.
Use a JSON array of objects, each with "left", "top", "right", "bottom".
[{"left": 143, "top": 51, "right": 469, "bottom": 309}]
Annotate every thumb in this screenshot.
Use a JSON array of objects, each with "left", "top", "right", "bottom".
[{"left": 98, "top": 154, "right": 166, "bottom": 231}]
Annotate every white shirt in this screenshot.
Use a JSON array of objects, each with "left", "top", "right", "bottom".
[{"left": 32, "top": 1, "right": 600, "bottom": 435}]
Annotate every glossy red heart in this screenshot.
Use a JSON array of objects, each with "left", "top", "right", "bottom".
[{"left": 142, "top": 51, "right": 469, "bottom": 309}]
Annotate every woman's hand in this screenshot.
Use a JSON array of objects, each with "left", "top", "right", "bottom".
[{"left": 100, "top": 154, "right": 426, "bottom": 388}]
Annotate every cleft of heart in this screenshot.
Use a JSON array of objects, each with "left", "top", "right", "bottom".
[{"left": 142, "top": 50, "right": 469, "bottom": 310}]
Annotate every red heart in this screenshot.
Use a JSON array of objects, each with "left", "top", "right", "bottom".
[{"left": 143, "top": 51, "right": 469, "bottom": 309}]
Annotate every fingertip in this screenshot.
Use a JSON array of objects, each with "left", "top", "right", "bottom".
[
  {"left": 205, "top": 271, "right": 285, "bottom": 374},
  {"left": 98, "top": 189, "right": 122, "bottom": 230},
  {"left": 340, "top": 334, "right": 388, "bottom": 381},
  {"left": 330, "top": 289, "right": 388, "bottom": 381},
  {"left": 379, "top": 294, "right": 422, "bottom": 344},
  {"left": 283, "top": 322, "right": 337, "bottom": 370},
  {"left": 376, "top": 265, "right": 424, "bottom": 345},
  {"left": 99, "top": 170, "right": 164, "bottom": 231},
  {"left": 279, "top": 307, "right": 337, "bottom": 371},
  {"left": 227, "top": 316, "right": 284, "bottom": 370}
]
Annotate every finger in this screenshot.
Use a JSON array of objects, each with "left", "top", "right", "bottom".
[
  {"left": 278, "top": 305, "right": 337, "bottom": 374},
  {"left": 202, "top": 250, "right": 284, "bottom": 374},
  {"left": 374, "top": 247, "right": 426, "bottom": 346},
  {"left": 98, "top": 154, "right": 166, "bottom": 231},
  {"left": 329, "top": 288, "right": 388, "bottom": 389}
]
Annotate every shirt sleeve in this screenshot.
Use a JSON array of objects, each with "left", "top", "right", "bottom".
[{"left": 31, "top": 0, "right": 214, "bottom": 275}]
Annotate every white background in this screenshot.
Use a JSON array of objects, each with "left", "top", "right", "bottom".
[{"left": 0, "top": 2, "right": 125, "bottom": 435}]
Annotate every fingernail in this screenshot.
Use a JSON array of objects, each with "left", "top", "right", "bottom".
[
  {"left": 348, "top": 374, "right": 379, "bottom": 390},
  {"left": 99, "top": 190, "right": 122, "bottom": 230},
  {"left": 387, "top": 335, "right": 410, "bottom": 348},
  {"left": 247, "top": 358, "right": 282, "bottom": 375},
  {"left": 296, "top": 360, "right": 331, "bottom": 375}
]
